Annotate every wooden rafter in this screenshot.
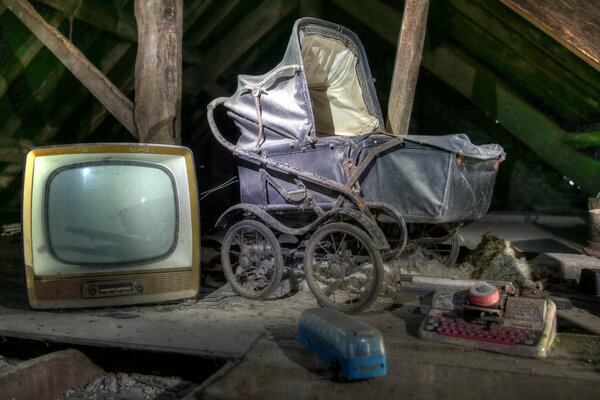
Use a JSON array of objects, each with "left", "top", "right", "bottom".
[
  {"left": 0, "top": 42, "right": 132, "bottom": 187},
  {"left": 2, "top": 0, "right": 137, "bottom": 136},
  {"left": 340, "top": 0, "right": 600, "bottom": 195},
  {"left": 0, "top": 13, "right": 65, "bottom": 98},
  {"left": 183, "top": 0, "right": 213, "bottom": 33},
  {"left": 187, "top": 0, "right": 242, "bottom": 47},
  {"left": 500, "top": 0, "right": 600, "bottom": 72},
  {"left": 182, "top": 0, "right": 296, "bottom": 96},
  {"left": 33, "top": 0, "right": 137, "bottom": 41}
]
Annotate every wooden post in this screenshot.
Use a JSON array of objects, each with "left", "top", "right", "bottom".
[
  {"left": 386, "top": 0, "right": 430, "bottom": 135},
  {"left": 134, "top": 0, "right": 183, "bottom": 144}
]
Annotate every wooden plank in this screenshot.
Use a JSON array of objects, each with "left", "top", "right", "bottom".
[
  {"left": 0, "top": 349, "right": 105, "bottom": 400},
  {"left": 501, "top": 0, "right": 600, "bottom": 72},
  {"left": 182, "top": 0, "right": 296, "bottom": 95},
  {"left": 340, "top": 0, "right": 600, "bottom": 195},
  {"left": 2, "top": 0, "right": 137, "bottom": 136},
  {"left": 565, "top": 131, "right": 600, "bottom": 150},
  {"left": 0, "top": 304, "right": 263, "bottom": 359},
  {"left": 421, "top": 42, "right": 600, "bottom": 196},
  {"left": 449, "top": 0, "right": 599, "bottom": 122},
  {"left": 186, "top": 0, "right": 242, "bottom": 47},
  {"left": 475, "top": 0, "right": 599, "bottom": 90},
  {"left": 446, "top": 7, "right": 591, "bottom": 121},
  {"left": 34, "top": 0, "right": 137, "bottom": 41},
  {"left": 330, "top": 0, "right": 401, "bottom": 44},
  {"left": 134, "top": 0, "right": 182, "bottom": 144},
  {"left": 300, "top": 0, "right": 324, "bottom": 18},
  {"left": 386, "top": 0, "right": 429, "bottom": 135},
  {"left": 0, "top": 13, "right": 65, "bottom": 98},
  {"left": 183, "top": 0, "right": 213, "bottom": 33}
]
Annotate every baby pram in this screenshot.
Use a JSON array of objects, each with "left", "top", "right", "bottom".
[{"left": 207, "top": 18, "right": 504, "bottom": 313}]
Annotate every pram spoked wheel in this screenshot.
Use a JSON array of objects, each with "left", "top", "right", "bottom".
[
  {"left": 221, "top": 219, "right": 284, "bottom": 299},
  {"left": 304, "top": 222, "right": 384, "bottom": 314},
  {"left": 407, "top": 223, "right": 461, "bottom": 267}
]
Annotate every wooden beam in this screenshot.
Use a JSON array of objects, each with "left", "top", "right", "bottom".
[
  {"left": 386, "top": 0, "right": 429, "bottom": 134},
  {"left": 2, "top": 0, "right": 137, "bottom": 137},
  {"left": 0, "top": 42, "right": 132, "bottom": 187},
  {"left": 0, "top": 13, "right": 65, "bottom": 98},
  {"left": 183, "top": 0, "right": 213, "bottom": 33},
  {"left": 449, "top": 0, "right": 598, "bottom": 122},
  {"left": 182, "top": 0, "right": 296, "bottom": 95},
  {"left": 134, "top": 0, "right": 183, "bottom": 144},
  {"left": 421, "top": 42, "right": 600, "bottom": 195},
  {"left": 33, "top": 0, "right": 137, "bottom": 41},
  {"left": 187, "top": 0, "right": 242, "bottom": 47},
  {"left": 338, "top": 0, "right": 600, "bottom": 195},
  {"left": 330, "top": 0, "right": 401, "bottom": 44},
  {"left": 500, "top": 0, "right": 600, "bottom": 72},
  {"left": 300, "top": 0, "right": 324, "bottom": 18}
]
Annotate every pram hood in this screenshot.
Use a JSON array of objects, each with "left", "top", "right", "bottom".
[{"left": 224, "top": 18, "right": 385, "bottom": 150}]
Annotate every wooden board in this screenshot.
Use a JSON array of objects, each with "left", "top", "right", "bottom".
[{"left": 501, "top": 0, "right": 600, "bottom": 71}]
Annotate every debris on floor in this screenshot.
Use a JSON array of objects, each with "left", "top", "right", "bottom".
[
  {"left": 382, "top": 231, "right": 539, "bottom": 301},
  {"left": 58, "top": 372, "right": 194, "bottom": 400}
]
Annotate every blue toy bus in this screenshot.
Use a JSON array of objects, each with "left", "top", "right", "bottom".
[{"left": 298, "top": 308, "right": 387, "bottom": 380}]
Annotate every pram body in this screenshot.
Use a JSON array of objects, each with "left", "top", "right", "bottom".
[{"left": 208, "top": 18, "right": 504, "bottom": 313}]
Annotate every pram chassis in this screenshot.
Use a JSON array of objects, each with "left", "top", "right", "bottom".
[{"left": 208, "top": 98, "right": 462, "bottom": 313}]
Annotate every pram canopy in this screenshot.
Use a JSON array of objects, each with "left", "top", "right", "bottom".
[{"left": 224, "top": 18, "right": 384, "bottom": 150}]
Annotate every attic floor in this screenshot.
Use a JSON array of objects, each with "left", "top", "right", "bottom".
[{"left": 1, "top": 213, "right": 599, "bottom": 399}]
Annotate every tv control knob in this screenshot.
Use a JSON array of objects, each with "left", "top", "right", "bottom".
[{"left": 88, "top": 285, "right": 97, "bottom": 296}]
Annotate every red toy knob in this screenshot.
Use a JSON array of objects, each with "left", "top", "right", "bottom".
[{"left": 469, "top": 283, "right": 500, "bottom": 307}]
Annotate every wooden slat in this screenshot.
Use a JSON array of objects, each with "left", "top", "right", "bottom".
[
  {"left": 186, "top": 0, "right": 242, "bottom": 47},
  {"left": 330, "top": 0, "right": 401, "bottom": 44},
  {"left": 34, "top": 0, "right": 137, "bottom": 41},
  {"left": 339, "top": 0, "right": 600, "bottom": 196},
  {"left": 386, "top": 0, "right": 429, "bottom": 135},
  {"left": 449, "top": 0, "right": 599, "bottom": 122},
  {"left": 299, "top": 0, "right": 323, "bottom": 18},
  {"left": 3, "top": 0, "right": 137, "bottom": 136},
  {"left": 0, "top": 13, "right": 65, "bottom": 98},
  {"left": 446, "top": 7, "right": 591, "bottom": 121},
  {"left": 475, "top": 0, "right": 599, "bottom": 90},
  {"left": 183, "top": 0, "right": 213, "bottom": 33},
  {"left": 182, "top": 0, "right": 297, "bottom": 95},
  {"left": 501, "top": 0, "right": 600, "bottom": 72},
  {"left": 421, "top": 42, "right": 600, "bottom": 196}
]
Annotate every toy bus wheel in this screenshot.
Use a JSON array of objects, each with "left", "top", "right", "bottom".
[
  {"left": 221, "top": 220, "right": 284, "bottom": 300},
  {"left": 304, "top": 222, "right": 384, "bottom": 314}
]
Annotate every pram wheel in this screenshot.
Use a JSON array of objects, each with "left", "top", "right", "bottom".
[
  {"left": 408, "top": 223, "right": 460, "bottom": 267},
  {"left": 304, "top": 222, "right": 384, "bottom": 314},
  {"left": 221, "top": 220, "right": 284, "bottom": 300}
]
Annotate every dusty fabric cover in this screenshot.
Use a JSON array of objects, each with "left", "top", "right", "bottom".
[
  {"left": 355, "top": 134, "right": 503, "bottom": 223},
  {"left": 220, "top": 18, "right": 504, "bottom": 223}
]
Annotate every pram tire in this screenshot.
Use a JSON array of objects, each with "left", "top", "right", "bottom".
[
  {"left": 304, "top": 222, "right": 384, "bottom": 314},
  {"left": 408, "top": 223, "right": 461, "bottom": 267},
  {"left": 221, "top": 219, "right": 284, "bottom": 300}
]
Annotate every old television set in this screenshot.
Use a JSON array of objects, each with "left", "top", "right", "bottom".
[{"left": 22, "top": 143, "right": 200, "bottom": 309}]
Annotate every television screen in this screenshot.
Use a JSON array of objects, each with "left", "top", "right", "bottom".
[{"left": 22, "top": 144, "right": 200, "bottom": 309}]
